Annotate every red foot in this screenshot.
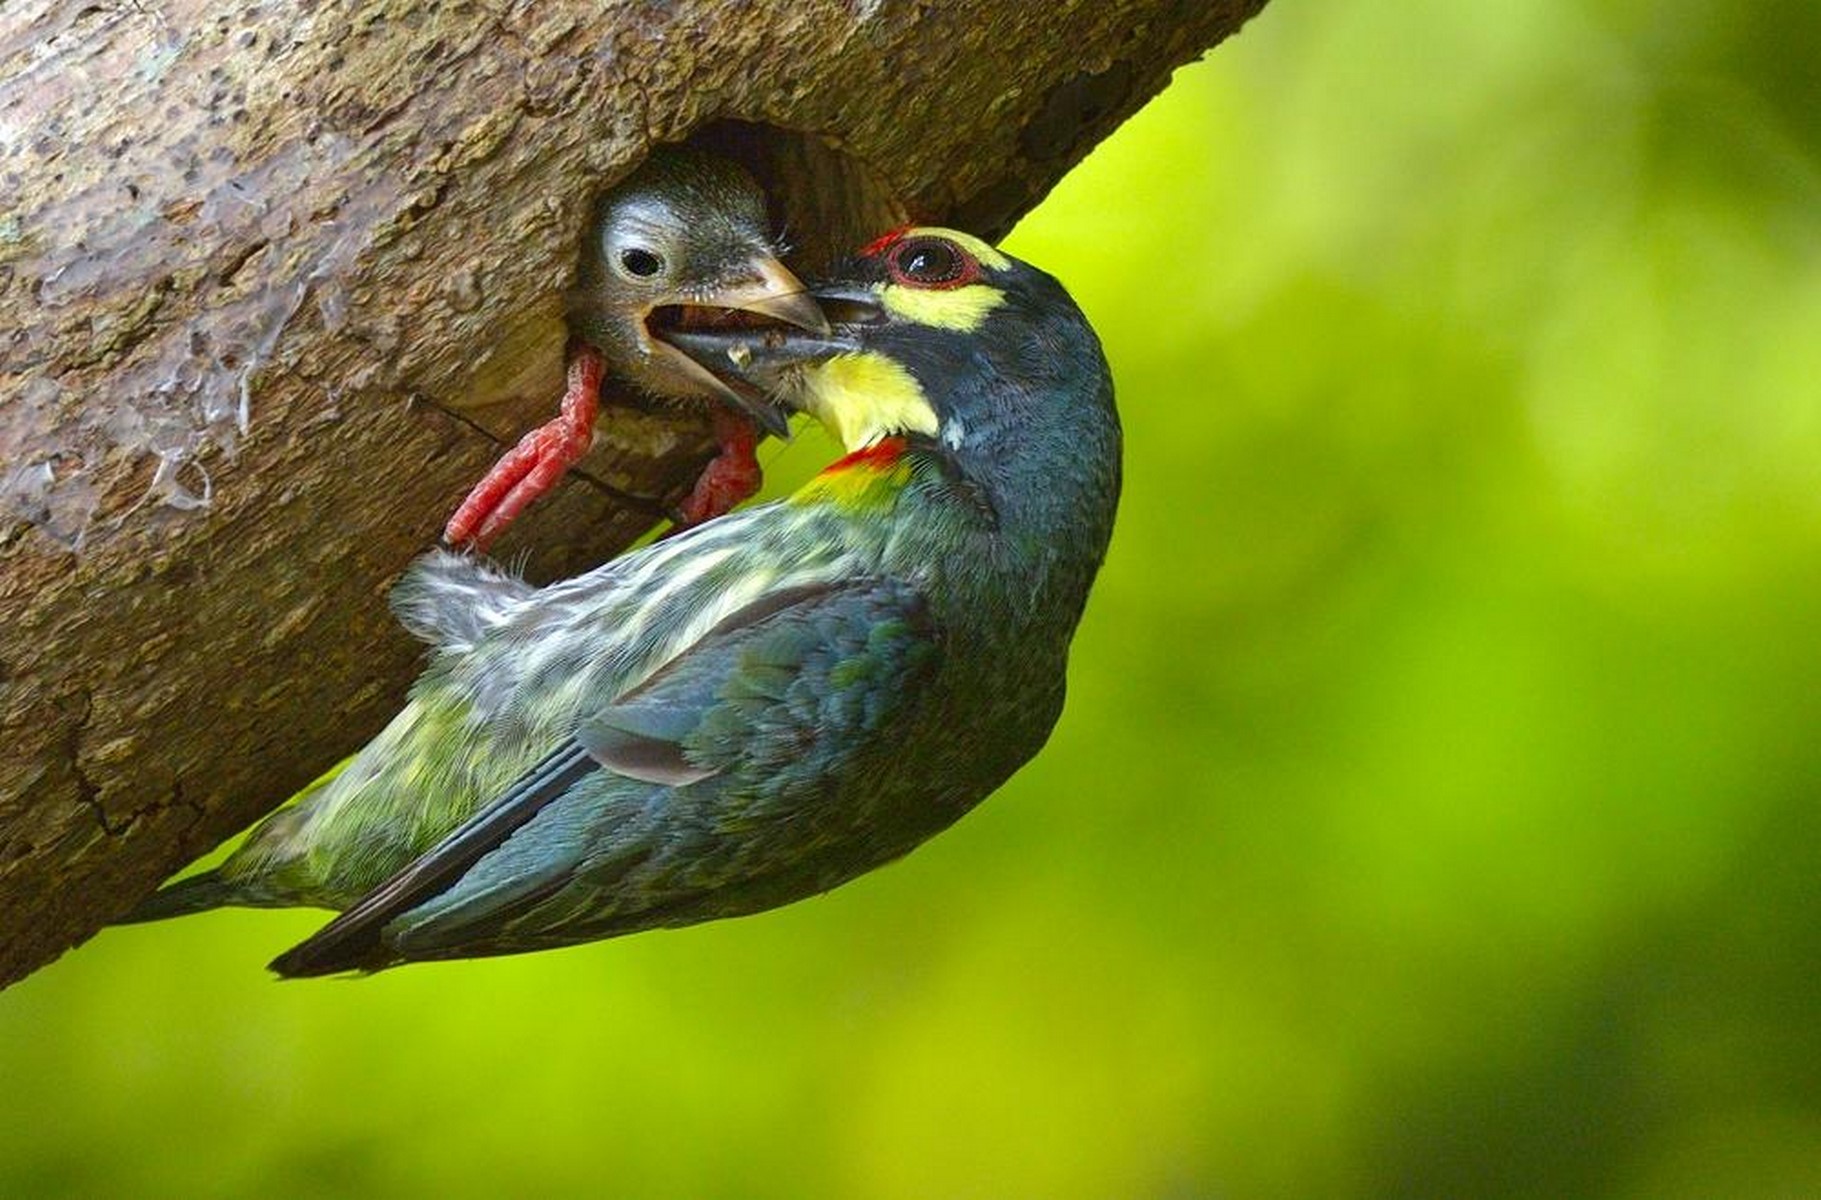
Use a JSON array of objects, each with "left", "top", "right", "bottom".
[
  {"left": 674, "top": 410, "right": 764, "bottom": 527},
  {"left": 444, "top": 347, "right": 605, "bottom": 551}
]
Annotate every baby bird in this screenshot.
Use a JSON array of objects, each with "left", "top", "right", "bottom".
[{"left": 444, "top": 147, "right": 826, "bottom": 550}]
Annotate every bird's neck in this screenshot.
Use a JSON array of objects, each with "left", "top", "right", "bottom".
[
  {"left": 788, "top": 436, "right": 921, "bottom": 514},
  {"left": 789, "top": 419, "right": 1121, "bottom": 634}
]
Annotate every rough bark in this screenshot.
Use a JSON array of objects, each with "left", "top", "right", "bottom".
[{"left": 0, "top": 0, "right": 1266, "bottom": 985}]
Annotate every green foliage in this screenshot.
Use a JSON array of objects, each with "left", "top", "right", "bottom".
[{"left": 5, "top": 2, "right": 1817, "bottom": 1194}]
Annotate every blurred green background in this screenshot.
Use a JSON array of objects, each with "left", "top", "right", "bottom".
[{"left": 6, "top": 1, "right": 1820, "bottom": 1195}]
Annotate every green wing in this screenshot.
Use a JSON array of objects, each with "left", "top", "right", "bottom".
[{"left": 272, "top": 577, "right": 937, "bottom": 975}]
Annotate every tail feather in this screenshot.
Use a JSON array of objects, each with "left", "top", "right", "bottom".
[{"left": 115, "top": 870, "right": 241, "bottom": 924}]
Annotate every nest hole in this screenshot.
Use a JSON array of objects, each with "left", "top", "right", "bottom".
[{"left": 652, "top": 120, "right": 905, "bottom": 280}]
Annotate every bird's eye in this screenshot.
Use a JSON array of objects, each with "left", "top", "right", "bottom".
[
  {"left": 618, "top": 247, "right": 664, "bottom": 278},
  {"left": 885, "top": 236, "right": 978, "bottom": 289}
]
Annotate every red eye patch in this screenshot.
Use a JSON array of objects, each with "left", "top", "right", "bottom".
[
  {"left": 859, "top": 225, "right": 915, "bottom": 258},
  {"left": 883, "top": 236, "right": 980, "bottom": 290}
]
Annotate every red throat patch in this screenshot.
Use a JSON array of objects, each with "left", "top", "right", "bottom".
[{"left": 823, "top": 437, "right": 909, "bottom": 475}]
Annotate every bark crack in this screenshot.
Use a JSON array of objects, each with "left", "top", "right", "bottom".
[{"left": 60, "top": 687, "right": 127, "bottom": 838}]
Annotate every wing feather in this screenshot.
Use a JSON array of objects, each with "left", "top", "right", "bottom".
[{"left": 273, "top": 577, "right": 935, "bottom": 974}]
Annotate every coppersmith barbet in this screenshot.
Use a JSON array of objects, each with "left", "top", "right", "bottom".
[
  {"left": 445, "top": 147, "right": 826, "bottom": 550},
  {"left": 123, "top": 228, "right": 1122, "bottom": 975}
]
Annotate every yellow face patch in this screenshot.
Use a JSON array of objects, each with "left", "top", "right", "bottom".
[
  {"left": 876, "top": 227, "right": 1011, "bottom": 331},
  {"left": 794, "top": 351, "right": 938, "bottom": 452},
  {"left": 881, "top": 282, "right": 1005, "bottom": 331}
]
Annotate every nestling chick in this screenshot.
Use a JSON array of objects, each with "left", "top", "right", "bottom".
[
  {"left": 124, "top": 229, "right": 1121, "bottom": 977},
  {"left": 444, "top": 147, "right": 826, "bottom": 550}
]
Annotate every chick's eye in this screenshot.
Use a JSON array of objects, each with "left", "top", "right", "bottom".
[
  {"left": 886, "top": 237, "right": 975, "bottom": 289},
  {"left": 618, "top": 247, "right": 664, "bottom": 278}
]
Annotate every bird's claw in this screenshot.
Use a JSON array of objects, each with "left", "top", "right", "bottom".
[
  {"left": 443, "top": 348, "right": 606, "bottom": 551},
  {"left": 669, "top": 411, "right": 764, "bottom": 530}
]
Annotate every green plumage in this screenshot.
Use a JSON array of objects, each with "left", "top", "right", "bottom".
[{"left": 120, "top": 227, "right": 1121, "bottom": 975}]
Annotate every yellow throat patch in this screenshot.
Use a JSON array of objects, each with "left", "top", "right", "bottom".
[{"left": 796, "top": 351, "right": 938, "bottom": 452}]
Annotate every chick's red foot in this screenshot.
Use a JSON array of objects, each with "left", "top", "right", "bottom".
[
  {"left": 443, "top": 347, "right": 605, "bottom": 551},
  {"left": 674, "top": 410, "right": 764, "bottom": 528}
]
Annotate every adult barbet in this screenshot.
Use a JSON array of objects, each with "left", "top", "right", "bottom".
[{"left": 122, "top": 228, "right": 1122, "bottom": 976}]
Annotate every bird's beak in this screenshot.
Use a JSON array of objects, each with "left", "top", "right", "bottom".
[
  {"left": 660, "top": 282, "right": 882, "bottom": 420},
  {"left": 660, "top": 327, "right": 863, "bottom": 424},
  {"left": 645, "top": 253, "right": 831, "bottom": 438},
  {"left": 713, "top": 255, "right": 832, "bottom": 337}
]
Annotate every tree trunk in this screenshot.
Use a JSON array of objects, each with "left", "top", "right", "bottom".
[{"left": 0, "top": 0, "right": 1266, "bottom": 986}]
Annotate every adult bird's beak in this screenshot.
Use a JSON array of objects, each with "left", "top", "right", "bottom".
[
  {"left": 660, "top": 282, "right": 881, "bottom": 419},
  {"left": 645, "top": 253, "right": 831, "bottom": 438}
]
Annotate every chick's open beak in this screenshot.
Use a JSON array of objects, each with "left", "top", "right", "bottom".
[
  {"left": 661, "top": 282, "right": 883, "bottom": 422},
  {"left": 713, "top": 256, "right": 831, "bottom": 336},
  {"left": 646, "top": 253, "right": 830, "bottom": 437}
]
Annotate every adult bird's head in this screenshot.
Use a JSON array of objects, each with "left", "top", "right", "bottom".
[
  {"left": 569, "top": 147, "right": 826, "bottom": 436},
  {"left": 666, "top": 226, "right": 1122, "bottom": 519}
]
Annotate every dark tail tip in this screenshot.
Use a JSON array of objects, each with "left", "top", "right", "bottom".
[
  {"left": 114, "top": 871, "right": 238, "bottom": 924},
  {"left": 267, "top": 929, "right": 394, "bottom": 979}
]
